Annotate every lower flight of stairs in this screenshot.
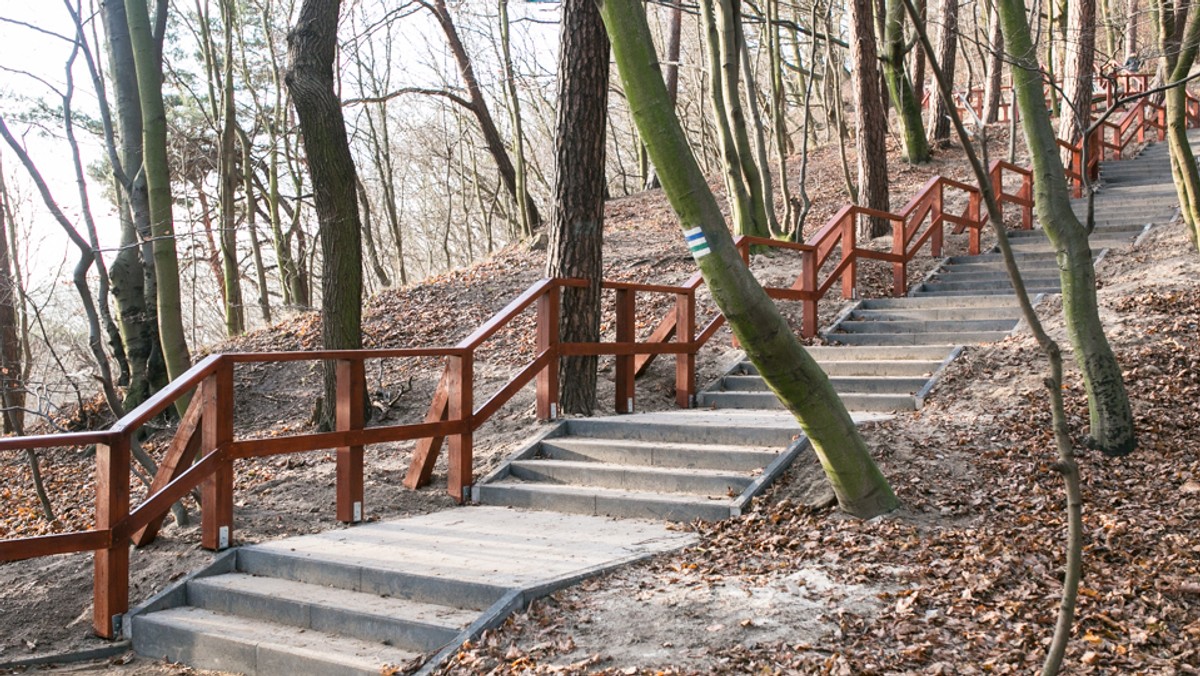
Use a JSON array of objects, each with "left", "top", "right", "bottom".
[{"left": 132, "top": 547, "right": 486, "bottom": 676}]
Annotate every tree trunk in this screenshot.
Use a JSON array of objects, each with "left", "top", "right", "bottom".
[
  {"left": 996, "top": 0, "right": 1136, "bottom": 457},
  {"left": 883, "top": 0, "right": 932, "bottom": 161},
  {"left": 218, "top": 0, "right": 246, "bottom": 336},
  {"left": 100, "top": 0, "right": 160, "bottom": 408},
  {"left": 426, "top": 0, "right": 542, "bottom": 233},
  {"left": 1155, "top": 0, "right": 1200, "bottom": 249},
  {"left": 286, "top": 0, "right": 364, "bottom": 430},
  {"left": 1057, "top": 0, "right": 1097, "bottom": 143},
  {"left": 983, "top": 3, "right": 1005, "bottom": 124},
  {"left": 1126, "top": 0, "right": 1139, "bottom": 63},
  {"left": 927, "top": 0, "right": 959, "bottom": 144},
  {"left": 546, "top": 0, "right": 609, "bottom": 416},
  {"left": 239, "top": 127, "right": 273, "bottom": 323},
  {"left": 125, "top": 0, "right": 193, "bottom": 412},
  {"left": 499, "top": 0, "right": 533, "bottom": 239},
  {"left": 849, "top": 0, "right": 892, "bottom": 236},
  {"left": 597, "top": 0, "right": 899, "bottom": 518}
]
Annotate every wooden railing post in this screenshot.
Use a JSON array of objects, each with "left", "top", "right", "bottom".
[
  {"left": 1020, "top": 173, "right": 1033, "bottom": 230},
  {"left": 890, "top": 217, "right": 906, "bottom": 297},
  {"left": 675, "top": 291, "right": 695, "bottom": 408},
  {"left": 968, "top": 192, "right": 982, "bottom": 255},
  {"left": 201, "top": 359, "right": 234, "bottom": 551},
  {"left": 615, "top": 288, "right": 635, "bottom": 414},
  {"left": 335, "top": 358, "right": 365, "bottom": 523},
  {"left": 447, "top": 352, "right": 473, "bottom": 503},
  {"left": 931, "top": 185, "right": 945, "bottom": 257},
  {"left": 536, "top": 284, "right": 559, "bottom": 421},
  {"left": 801, "top": 249, "right": 818, "bottom": 338},
  {"left": 93, "top": 434, "right": 129, "bottom": 639},
  {"left": 841, "top": 214, "right": 856, "bottom": 299}
]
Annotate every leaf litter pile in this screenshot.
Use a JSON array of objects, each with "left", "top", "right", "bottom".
[{"left": 434, "top": 223, "right": 1200, "bottom": 675}]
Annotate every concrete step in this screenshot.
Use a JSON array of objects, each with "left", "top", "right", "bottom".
[
  {"left": 913, "top": 286, "right": 1060, "bottom": 298},
  {"left": 826, "top": 330, "right": 1011, "bottom": 345},
  {"left": 133, "top": 607, "right": 421, "bottom": 676},
  {"left": 918, "top": 278, "right": 1060, "bottom": 293},
  {"left": 508, "top": 458, "right": 754, "bottom": 496},
  {"left": 562, "top": 414, "right": 798, "bottom": 447},
  {"left": 697, "top": 390, "right": 917, "bottom": 412},
  {"left": 930, "top": 268, "right": 1060, "bottom": 284},
  {"left": 235, "top": 547, "right": 507, "bottom": 612},
  {"left": 186, "top": 573, "right": 474, "bottom": 652},
  {"left": 719, "top": 374, "right": 928, "bottom": 394},
  {"left": 835, "top": 318, "right": 1018, "bottom": 333},
  {"left": 849, "top": 305, "right": 1023, "bottom": 321},
  {"left": 538, "top": 437, "right": 779, "bottom": 472},
  {"left": 778, "top": 359, "right": 944, "bottom": 377},
  {"left": 475, "top": 481, "right": 737, "bottom": 521},
  {"left": 799, "top": 345, "right": 956, "bottom": 360},
  {"left": 856, "top": 295, "right": 1021, "bottom": 310},
  {"left": 945, "top": 251, "right": 1061, "bottom": 265}
]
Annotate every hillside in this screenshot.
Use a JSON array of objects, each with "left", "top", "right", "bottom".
[{"left": 0, "top": 129, "right": 1028, "bottom": 667}]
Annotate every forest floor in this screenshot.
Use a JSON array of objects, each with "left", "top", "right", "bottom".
[{"left": 3, "top": 129, "right": 1197, "bottom": 674}]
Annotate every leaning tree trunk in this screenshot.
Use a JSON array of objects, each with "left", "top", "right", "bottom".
[
  {"left": 546, "top": 0, "right": 609, "bottom": 416},
  {"left": 927, "top": 0, "right": 959, "bottom": 144},
  {"left": 849, "top": 0, "right": 892, "bottom": 236},
  {"left": 997, "top": 0, "right": 1136, "bottom": 457},
  {"left": 882, "top": 0, "right": 932, "bottom": 161},
  {"left": 596, "top": 0, "right": 899, "bottom": 518},
  {"left": 125, "top": 0, "right": 193, "bottom": 412}
]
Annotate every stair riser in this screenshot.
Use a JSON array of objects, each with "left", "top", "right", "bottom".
[
  {"left": 828, "top": 331, "right": 1010, "bottom": 345},
  {"left": 133, "top": 617, "right": 380, "bottom": 676},
  {"left": 538, "top": 441, "right": 777, "bottom": 472},
  {"left": 186, "top": 580, "right": 459, "bottom": 652},
  {"left": 474, "top": 485, "right": 732, "bottom": 522},
  {"left": 914, "top": 288, "right": 1058, "bottom": 297},
  {"left": 563, "top": 418, "right": 793, "bottom": 447},
  {"left": 697, "top": 391, "right": 917, "bottom": 412},
  {"left": 508, "top": 462, "right": 751, "bottom": 496},
  {"left": 857, "top": 295, "right": 1022, "bottom": 310},
  {"left": 236, "top": 549, "right": 504, "bottom": 612},
  {"left": 720, "top": 375, "right": 926, "bottom": 394},
  {"left": 836, "top": 319, "right": 1018, "bottom": 333},
  {"left": 849, "top": 307, "right": 1023, "bottom": 321},
  {"left": 918, "top": 280, "right": 1060, "bottom": 293}
]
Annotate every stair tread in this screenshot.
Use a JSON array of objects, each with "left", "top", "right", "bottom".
[
  {"left": 191, "top": 572, "right": 478, "bottom": 630},
  {"left": 517, "top": 457, "right": 754, "bottom": 481},
  {"left": 483, "top": 479, "right": 739, "bottom": 505},
  {"left": 137, "top": 606, "right": 422, "bottom": 672},
  {"left": 542, "top": 437, "right": 777, "bottom": 454}
]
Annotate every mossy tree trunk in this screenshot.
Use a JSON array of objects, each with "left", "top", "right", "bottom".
[
  {"left": 125, "top": 0, "right": 193, "bottom": 413},
  {"left": 882, "top": 0, "right": 931, "bottom": 161},
  {"left": 996, "top": 0, "right": 1136, "bottom": 457},
  {"left": 1153, "top": 0, "right": 1200, "bottom": 250},
  {"left": 596, "top": 0, "right": 899, "bottom": 518}
]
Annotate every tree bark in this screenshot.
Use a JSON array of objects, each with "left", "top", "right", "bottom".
[
  {"left": 597, "top": 0, "right": 899, "bottom": 518},
  {"left": 927, "top": 0, "right": 959, "bottom": 144},
  {"left": 218, "top": 0, "right": 246, "bottom": 336},
  {"left": 997, "top": 0, "right": 1136, "bottom": 457},
  {"left": 547, "top": 0, "right": 609, "bottom": 416},
  {"left": 983, "top": 2, "right": 1005, "bottom": 124},
  {"left": 286, "top": 0, "right": 364, "bottom": 430},
  {"left": 849, "top": 0, "right": 892, "bottom": 236},
  {"left": 1057, "top": 0, "right": 1097, "bottom": 143}
]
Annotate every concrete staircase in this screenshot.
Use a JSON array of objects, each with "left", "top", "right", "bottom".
[
  {"left": 126, "top": 134, "right": 1191, "bottom": 676},
  {"left": 473, "top": 410, "right": 850, "bottom": 521}
]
